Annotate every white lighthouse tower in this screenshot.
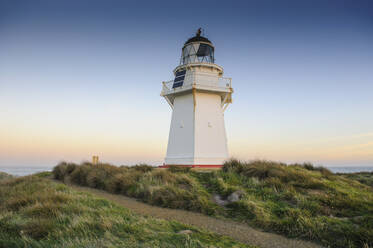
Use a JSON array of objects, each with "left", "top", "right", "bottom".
[{"left": 161, "top": 29, "right": 233, "bottom": 168}]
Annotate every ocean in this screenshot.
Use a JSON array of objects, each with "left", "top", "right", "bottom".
[
  {"left": 0, "top": 167, "right": 53, "bottom": 176},
  {"left": 327, "top": 167, "right": 373, "bottom": 173},
  {"left": 0, "top": 166, "right": 373, "bottom": 176}
]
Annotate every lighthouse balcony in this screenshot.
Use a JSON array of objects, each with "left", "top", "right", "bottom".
[
  {"left": 161, "top": 73, "right": 232, "bottom": 110},
  {"left": 161, "top": 75, "right": 232, "bottom": 97}
]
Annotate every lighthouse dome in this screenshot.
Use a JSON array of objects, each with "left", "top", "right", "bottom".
[
  {"left": 184, "top": 35, "right": 212, "bottom": 45},
  {"left": 180, "top": 29, "right": 214, "bottom": 65}
]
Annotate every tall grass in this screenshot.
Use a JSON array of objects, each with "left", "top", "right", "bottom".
[
  {"left": 52, "top": 160, "right": 373, "bottom": 248},
  {"left": 339, "top": 171, "right": 373, "bottom": 187},
  {"left": 0, "top": 175, "right": 251, "bottom": 248},
  {"left": 53, "top": 162, "right": 217, "bottom": 215},
  {"left": 0, "top": 171, "right": 13, "bottom": 181},
  {"left": 216, "top": 159, "right": 373, "bottom": 247}
]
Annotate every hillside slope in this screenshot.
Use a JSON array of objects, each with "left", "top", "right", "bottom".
[
  {"left": 0, "top": 171, "right": 13, "bottom": 181},
  {"left": 64, "top": 180, "right": 322, "bottom": 248},
  {"left": 0, "top": 175, "right": 252, "bottom": 248},
  {"left": 53, "top": 160, "right": 373, "bottom": 248}
]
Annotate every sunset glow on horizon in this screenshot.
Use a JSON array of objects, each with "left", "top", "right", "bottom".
[{"left": 1, "top": 0, "right": 372, "bottom": 167}]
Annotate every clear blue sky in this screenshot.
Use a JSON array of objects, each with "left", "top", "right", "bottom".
[{"left": 1, "top": 0, "right": 372, "bottom": 167}]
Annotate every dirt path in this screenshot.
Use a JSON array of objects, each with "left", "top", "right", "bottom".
[{"left": 64, "top": 182, "right": 323, "bottom": 248}]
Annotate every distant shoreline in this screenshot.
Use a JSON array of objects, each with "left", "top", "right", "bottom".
[{"left": 1, "top": 165, "right": 373, "bottom": 176}]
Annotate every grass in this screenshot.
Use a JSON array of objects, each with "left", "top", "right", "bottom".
[
  {"left": 0, "top": 171, "right": 13, "bottom": 181},
  {"left": 0, "top": 175, "right": 253, "bottom": 248},
  {"left": 53, "top": 160, "right": 373, "bottom": 248},
  {"left": 210, "top": 160, "right": 373, "bottom": 248},
  {"left": 53, "top": 162, "right": 217, "bottom": 215},
  {"left": 338, "top": 171, "right": 373, "bottom": 187}
]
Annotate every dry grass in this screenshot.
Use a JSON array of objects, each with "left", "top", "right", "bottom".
[
  {"left": 0, "top": 175, "right": 252, "bottom": 248},
  {"left": 52, "top": 160, "right": 373, "bottom": 248},
  {"left": 0, "top": 171, "right": 13, "bottom": 181},
  {"left": 53, "top": 162, "right": 218, "bottom": 215}
]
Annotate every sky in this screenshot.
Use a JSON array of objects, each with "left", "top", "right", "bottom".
[{"left": 0, "top": 0, "right": 372, "bottom": 167}]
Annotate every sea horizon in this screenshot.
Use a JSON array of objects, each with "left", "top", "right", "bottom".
[{"left": 1, "top": 165, "right": 373, "bottom": 177}]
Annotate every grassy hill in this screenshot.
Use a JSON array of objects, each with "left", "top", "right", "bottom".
[
  {"left": 53, "top": 160, "right": 373, "bottom": 248},
  {"left": 338, "top": 171, "right": 373, "bottom": 187},
  {"left": 0, "top": 175, "right": 252, "bottom": 248},
  {"left": 0, "top": 171, "right": 13, "bottom": 181}
]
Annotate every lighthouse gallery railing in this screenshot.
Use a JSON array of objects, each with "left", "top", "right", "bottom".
[{"left": 161, "top": 73, "right": 232, "bottom": 95}]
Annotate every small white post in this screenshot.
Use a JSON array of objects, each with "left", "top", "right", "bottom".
[{"left": 92, "top": 155, "right": 99, "bottom": 165}]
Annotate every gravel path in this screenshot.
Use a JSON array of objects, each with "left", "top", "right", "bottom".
[{"left": 65, "top": 182, "right": 323, "bottom": 248}]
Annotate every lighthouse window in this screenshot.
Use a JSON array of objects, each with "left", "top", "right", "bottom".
[
  {"left": 173, "top": 82, "right": 183, "bottom": 88},
  {"left": 175, "top": 70, "right": 186, "bottom": 77},
  {"left": 181, "top": 43, "right": 214, "bottom": 65},
  {"left": 174, "top": 75, "right": 185, "bottom": 82},
  {"left": 196, "top": 44, "right": 214, "bottom": 63},
  {"left": 196, "top": 44, "right": 209, "bottom": 56},
  {"left": 173, "top": 70, "right": 186, "bottom": 88}
]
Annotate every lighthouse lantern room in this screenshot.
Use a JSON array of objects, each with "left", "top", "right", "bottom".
[{"left": 161, "top": 29, "right": 233, "bottom": 168}]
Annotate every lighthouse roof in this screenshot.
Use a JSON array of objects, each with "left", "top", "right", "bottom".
[
  {"left": 185, "top": 35, "right": 212, "bottom": 45},
  {"left": 184, "top": 28, "right": 213, "bottom": 46}
]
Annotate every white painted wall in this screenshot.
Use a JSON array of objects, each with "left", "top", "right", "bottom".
[
  {"left": 194, "top": 92, "right": 229, "bottom": 165},
  {"left": 164, "top": 87, "right": 229, "bottom": 165},
  {"left": 165, "top": 93, "right": 195, "bottom": 164}
]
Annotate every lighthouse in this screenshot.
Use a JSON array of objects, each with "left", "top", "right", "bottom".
[{"left": 161, "top": 29, "right": 233, "bottom": 168}]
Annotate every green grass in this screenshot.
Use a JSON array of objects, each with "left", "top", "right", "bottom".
[
  {"left": 206, "top": 160, "right": 373, "bottom": 248},
  {"left": 0, "top": 171, "right": 13, "bottom": 181},
  {"left": 0, "top": 175, "right": 252, "bottom": 248},
  {"left": 53, "top": 160, "right": 373, "bottom": 248},
  {"left": 53, "top": 162, "right": 218, "bottom": 215},
  {"left": 338, "top": 172, "right": 373, "bottom": 187}
]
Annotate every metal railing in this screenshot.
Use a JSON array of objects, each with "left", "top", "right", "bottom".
[
  {"left": 162, "top": 80, "right": 174, "bottom": 93},
  {"left": 217, "top": 77, "right": 232, "bottom": 88},
  {"left": 162, "top": 73, "right": 232, "bottom": 95}
]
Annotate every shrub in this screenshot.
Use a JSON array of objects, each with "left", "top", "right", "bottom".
[
  {"left": 52, "top": 162, "right": 76, "bottom": 180},
  {"left": 222, "top": 159, "right": 246, "bottom": 173},
  {"left": 86, "top": 169, "right": 106, "bottom": 189},
  {"left": 69, "top": 165, "right": 91, "bottom": 185},
  {"left": 297, "top": 163, "right": 333, "bottom": 177},
  {"left": 105, "top": 173, "right": 126, "bottom": 194},
  {"left": 223, "top": 159, "right": 290, "bottom": 180}
]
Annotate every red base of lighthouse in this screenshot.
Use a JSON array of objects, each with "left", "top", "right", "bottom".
[{"left": 158, "top": 164, "right": 223, "bottom": 169}]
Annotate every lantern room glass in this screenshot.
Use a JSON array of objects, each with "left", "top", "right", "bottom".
[{"left": 180, "top": 43, "right": 215, "bottom": 65}]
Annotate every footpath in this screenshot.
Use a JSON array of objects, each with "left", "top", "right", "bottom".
[{"left": 61, "top": 181, "right": 323, "bottom": 248}]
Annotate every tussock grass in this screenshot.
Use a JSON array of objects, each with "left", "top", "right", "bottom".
[
  {"left": 53, "top": 160, "right": 373, "bottom": 248},
  {"left": 0, "top": 175, "right": 252, "bottom": 247},
  {"left": 215, "top": 159, "right": 373, "bottom": 247},
  {"left": 53, "top": 162, "right": 217, "bottom": 215},
  {"left": 0, "top": 171, "right": 13, "bottom": 181},
  {"left": 339, "top": 171, "right": 373, "bottom": 187},
  {"left": 168, "top": 165, "right": 192, "bottom": 173}
]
